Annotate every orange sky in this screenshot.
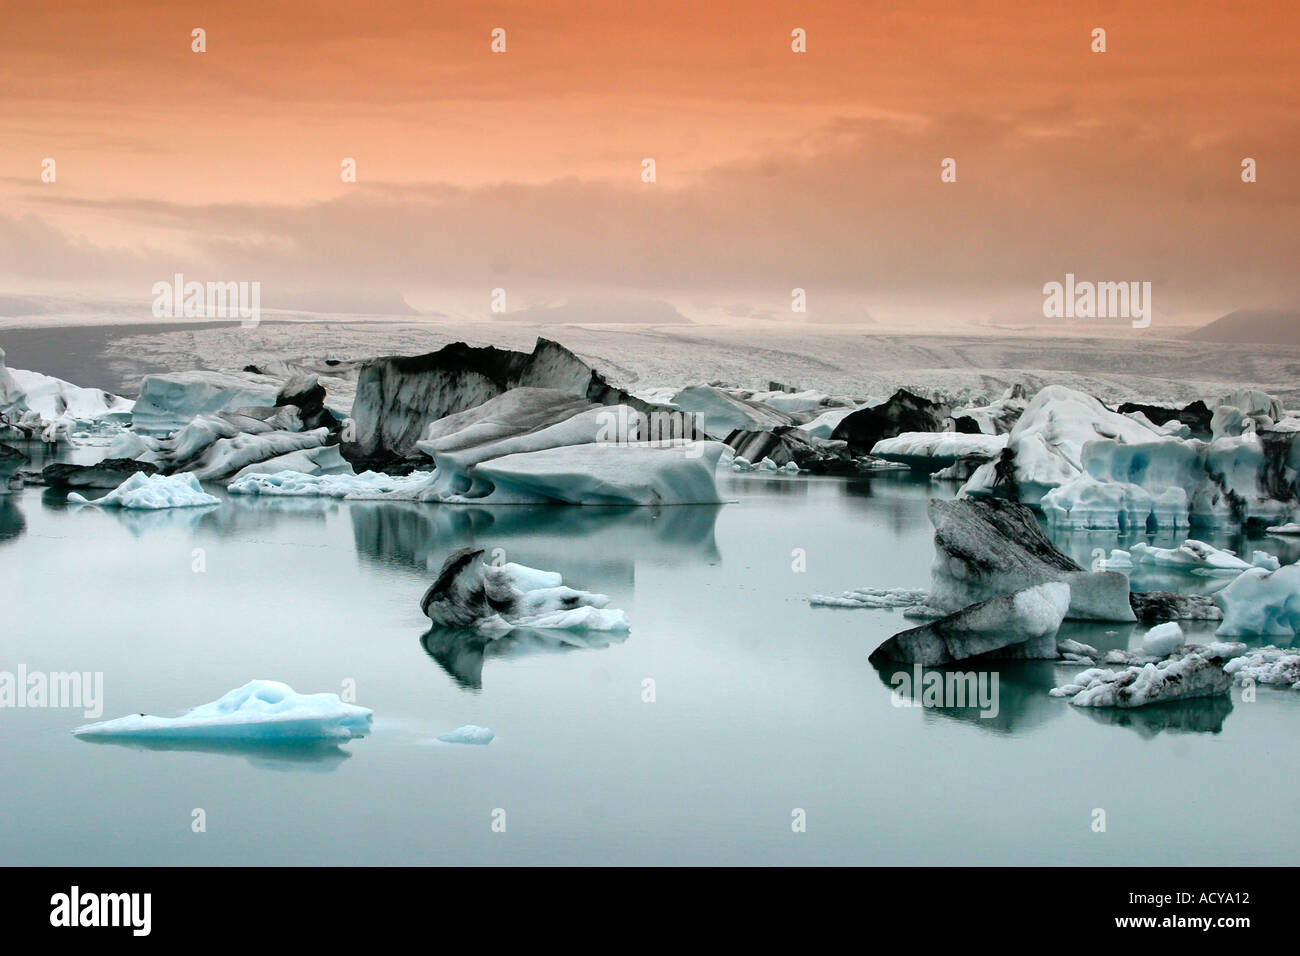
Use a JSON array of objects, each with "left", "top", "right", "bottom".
[{"left": 1, "top": 0, "right": 1297, "bottom": 326}]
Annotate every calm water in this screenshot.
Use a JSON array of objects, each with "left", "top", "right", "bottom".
[{"left": 1, "top": 451, "right": 1297, "bottom": 865}]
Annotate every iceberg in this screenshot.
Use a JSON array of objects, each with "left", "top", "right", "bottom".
[
  {"left": 69, "top": 472, "right": 220, "bottom": 510},
  {"left": 40, "top": 458, "right": 160, "bottom": 489},
  {"left": 926, "top": 497, "right": 1135, "bottom": 621},
  {"left": 800, "top": 406, "right": 857, "bottom": 440},
  {"left": 832, "top": 388, "right": 970, "bottom": 457},
  {"left": 1050, "top": 645, "right": 1243, "bottom": 708},
  {"left": 1140, "top": 621, "right": 1185, "bottom": 657},
  {"left": 954, "top": 384, "right": 1029, "bottom": 435},
  {"left": 871, "top": 432, "right": 1007, "bottom": 472},
  {"left": 227, "top": 443, "right": 349, "bottom": 482},
  {"left": 73, "top": 680, "right": 372, "bottom": 740},
  {"left": 131, "top": 370, "right": 281, "bottom": 433},
  {"left": 464, "top": 440, "right": 729, "bottom": 506},
  {"left": 1129, "top": 591, "right": 1222, "bottom": 623},
  {"left": 724, "top": 426, "right": 855, "bottom": 475},
  {"left": 7, "top": 367, "right": 133, "bottom": 424},
  {"left": 868, "top": 582, "right": 1069, "bottom": 665},
  {"left": 960, "top": 385, "right": 1165, "bottom": 505},
  {"left": 421, "top": 548, "right": 629, "bottom": 635},
  {"left": 1130, "top": 540, "right": 1257, "bottom": 575},
  {"left": 1214, "top": 563, "right": 1300, "bottom": 637},
  {"left": 669, "top": 384, "right": 797, "bottom": 439},
  {"left": 344, "top": 338, "right": 674, "bottom": 469}
]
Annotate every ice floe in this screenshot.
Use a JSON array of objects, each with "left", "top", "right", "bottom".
[
  {"left": 73, "top": 680, "right": 372, "bottom": 740},
  {"left": 809, "top": 586, "right": 929, "bottom": 610}
]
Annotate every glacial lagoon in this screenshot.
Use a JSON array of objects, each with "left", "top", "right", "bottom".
[{"left": 2, "top": 456, "right": 1297, "bottom": 865}]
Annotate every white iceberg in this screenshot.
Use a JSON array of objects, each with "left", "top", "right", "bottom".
[
  {"left": 436, "top": 725, "right": 496, "bottom": 745},
  {"left": 68, "top": 472, "right": 220, "bottom": 510},
  {"left": 1266, "top": 523, "right": 1300, "bottom": 535},
  {"left": 1140, "top": 621, "right": 1185, "bottom": 657},
  {"left": 73, "top": 680, "right": 372, "bottom": 740}
]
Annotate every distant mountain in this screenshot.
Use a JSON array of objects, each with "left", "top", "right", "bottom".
[{"left": 1187, "top": 309, "right": 1300, "bottom": 345}]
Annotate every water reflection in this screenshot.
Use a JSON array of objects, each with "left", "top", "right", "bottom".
[
  {"left": 350, "top": 500, "right": 722, "bottom": 583},
  {"left": 422, "top": 625, "right": 630, "bottom": 691},
  {"left": 1073, "top": 695, "right": 1234, "bottom": 737},
  {"left": 0, "top": 497, "right": 25, "bottom": 546},
  {"left": 872, "top": 660, "right": 1064, "bottom": 734},
  {"left": 75, "top": 735, "right": 356, "bottom": 771}
]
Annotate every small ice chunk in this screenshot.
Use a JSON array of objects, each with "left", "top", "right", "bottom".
[
  {"left": 1141, "top": 621, "right": 1185, "bottom": 657},
  {"left": 437, "top": 725, "right": 495, "bottom": 745}
]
